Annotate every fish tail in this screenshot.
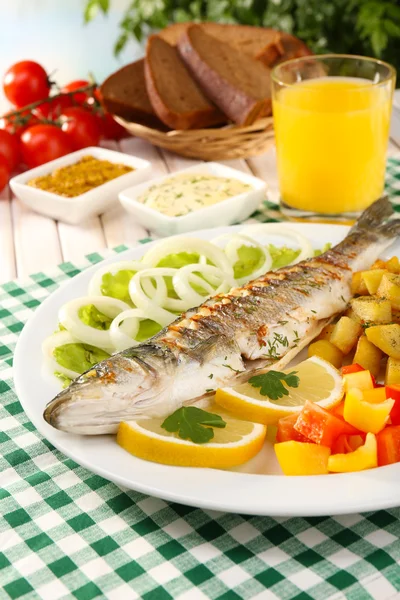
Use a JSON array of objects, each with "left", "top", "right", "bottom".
[{"left": 350, "top": 196, "right": 400, "bottom": 239}]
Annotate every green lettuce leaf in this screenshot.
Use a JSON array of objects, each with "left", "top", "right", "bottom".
[
  {"left": 233, "top": 245, "right": 265, "bottom": 280},
  {"left": 54, "top": 372, "right": 73, "bottom": 389},
  {"left": 314, "top": 242, "right": 331, "bottom": 257},
  {"left": 268, "top": 245, "right": 300, "bottom": 269},
  {"left": 157, "top": 252, "right": 208, "bottom": 298},
  {"left": 78, "top": 304, "right": 112, "bottom": 330},
  {"left": 101, "top": 270, "right": 135, "bottom": 304},
  {"left": 54, "top": 343, "right": 110, "bottom": 374},
  {"left": 157, "top": 252, "right": 200, "bottom": 269},
  {"left": 136, "top": 319, "right": 163, "bottom": 342}
]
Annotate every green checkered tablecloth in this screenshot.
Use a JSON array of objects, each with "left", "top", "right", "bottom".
[{"left": 2, "top": 160, "right": 400, "bottom": 600}]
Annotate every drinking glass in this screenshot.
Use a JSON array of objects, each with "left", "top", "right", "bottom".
[{"left": 271, "top": 55, "right": 396, "bottom": 219}]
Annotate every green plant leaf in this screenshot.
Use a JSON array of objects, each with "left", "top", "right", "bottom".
[
  {"left": 161, "top": 406, "right": 226, "bottom": 444},
  {"left": 384, "top": 19, "right": 400, "bottom": 38},
  {"left": 85, "top": 0, "right": 400, "bottom": 87},
  {"left": 84, "top": 0, "right": 101, "bottom": 23},
  {"left": 248, "top": 370, "right": 299, "bottom": 400},
  {"left": 114, "top": 31, "right": 129, "bottom": 55},
  {"left": 371, "top": 28, "right": 388, "bottom": 56},
  {"left": 99, "top": 0, "right": 110, "bottom": 12}
]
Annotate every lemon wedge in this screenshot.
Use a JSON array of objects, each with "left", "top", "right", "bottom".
[
  {"left": 117, "top": 408, "right": 266, "bottom": 468},
  {"left": 215, "top": 356, "right": 344, "bottom": 425}
]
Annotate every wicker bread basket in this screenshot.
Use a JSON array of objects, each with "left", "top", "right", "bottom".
[{"left": 115, "top": 116, "right": 274, "bottom": 160}]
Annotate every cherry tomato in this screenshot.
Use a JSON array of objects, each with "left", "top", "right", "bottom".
[
  {"left": 85, "top": 95, "right": 128, "bottom": 140},
  {"left": 0, "top": 130, "right": 20, "bottom": 171},
  {"left": 61, "top": 107, "right": 100, "bottom": 150},
  {"left": 3, "top": 61, "right": 50, "bottom": 108},
  {"left": 100, "top": 113, "right": 128, "bottom": 140},
  {"left": 61, "top": 80, "right": 91, "bottom": 105},
  {"left": 20, "top": 124, "right": 72, "bottom": 168},
  {"left": 0, "top": 111, "right": 39, "bottom": 139},
  {"left": 0, "top": 155, "right": 10, "bottom": 193},
  {"left": 34, "top": 95, "right": 72, "bottom": 120}
]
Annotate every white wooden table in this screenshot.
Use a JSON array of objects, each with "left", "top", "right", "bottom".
[{"left": 1, "top": 135, "right": 399, "bottom": 284}]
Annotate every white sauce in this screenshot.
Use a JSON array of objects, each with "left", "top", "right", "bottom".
[{"left": 138, "top": 173, "right": 252, "bottom": 217}]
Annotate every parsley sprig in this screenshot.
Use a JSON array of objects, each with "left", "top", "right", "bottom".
[
  {"left": 248, "top": 370, "right": 300, "bottom": 400},
  {"left": 161, "top": 407, "right": 226, "bottom": 444}
]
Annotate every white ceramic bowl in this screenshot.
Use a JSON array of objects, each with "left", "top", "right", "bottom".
[
  {"left": 118, "top": 162, "right": 268, "bottom": 237},
  {"left": 10, "top": 146, "right": 152, "bottom": 225}
]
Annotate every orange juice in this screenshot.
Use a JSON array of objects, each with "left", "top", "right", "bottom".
[{"left": 273, "top": 77, "right": 393, "bottom": 214}]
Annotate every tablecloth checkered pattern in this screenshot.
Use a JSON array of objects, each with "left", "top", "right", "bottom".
[{"left": 2, "top": 159, "right": 400, "bottom": 600}]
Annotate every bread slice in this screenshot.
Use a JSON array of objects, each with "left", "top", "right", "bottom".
[
  {"left": 159, "top": 22, "right": 312, "bottom": 67},
  {"left": 178, "top": 24, "right": 272, "bottom": 125},
  {"left": 159, "top": 22, "right": 283, "bottom": 66},
  {"left": 196, "top": 23, "right": 283, "bottom": 66},
  {"left": 100, "top": 59, "right": 165, "bottom": 129},
  {"left": 274, "top": 32, "right": 313, "bottom": 64},
  {"left": 158, "top": 22, "right": 189, "bottom": 45},
  {"left": 144, "top": 35, "right": 224, "bottom": 130}
]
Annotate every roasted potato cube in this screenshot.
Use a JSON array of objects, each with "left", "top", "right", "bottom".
[
  {"left": 308, "top": 339, "right": 343, "bottom": 369},
  {"left": 392, "top": 309, "right": 400, "bottom": 324},
  {"left": 376, "top": 273, "right": 400, "bottom": 310},
  {"left": 316, "top": 324, "right": 335, "bottom": 341},
  {"left": 330, "top": 316, "right": 362, "bottom": 354},
  {"left": 351, "top": 296, "right": 392, "bottom": 324},
  {"left": 361, "top": 269, "right": 388, "bottom": 295},
  {"left": 385, "top": 256, "right": 400, "bottom": 274},
  {"left": 351, "top": 272, "right": 369, "bottom": 296},
  {"left": 385, "top": 357, "right": 400, "bottom": 385},
  {"left": 353, "top": 335, "right": 383, "bottom": 378},
  {"left": 344, "top": 307, "right": 362, "bottom": 323},
  {"left": 371, "top": 259, "right": 388, "bottom": 270},
  {"left": 365, "top": 324, "right": 400, "bottom": 359}
]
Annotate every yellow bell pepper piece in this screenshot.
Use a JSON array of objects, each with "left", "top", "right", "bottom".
[
  {"left": 274, "top": 441, "right": 330, "bottom": 476},
  {"left": 343, "top": 370, "right": 374, "bottom": 392},
  {"left": 343, "top": 388, "right": 394, "bottom": 434},
  {"left": 362, "top": 387, "right": 387, "bottom": 404},
  {"left": 328, "top": 432, "right": 377, "bottom": 472}
]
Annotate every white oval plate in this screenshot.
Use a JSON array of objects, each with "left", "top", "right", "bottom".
[{"left": 13, "top": 223, "right": 400, "bottom": 516}]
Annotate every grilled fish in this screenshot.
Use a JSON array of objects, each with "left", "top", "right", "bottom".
[{"left": 44, "top": 197, "right": 400, "bottom": 434}]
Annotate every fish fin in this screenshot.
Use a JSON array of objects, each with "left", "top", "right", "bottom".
[
  {"left": 349, "top": 196, "right": 400, "bottom": 239},
  {"left": 186, "top": 335, "right": 238, "bottom": 364}
]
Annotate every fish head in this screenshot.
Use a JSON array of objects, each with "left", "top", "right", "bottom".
[{"left": 44, "top": 344, "right": 177, "bottom": 435}]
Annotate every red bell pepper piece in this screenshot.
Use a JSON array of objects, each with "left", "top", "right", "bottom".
[
  {"left": 341, "top": 364, "right": 364, "bottom": 375},
  {"left": 294, "top": 401, "right": 357, "bottom": 447},
  {"left": 331, "top": 434, "right": 365, "bottom": 455},
  {"left": 330, "top": 401, "right": 361, "bottom": 435},
  {"left": 331, "top": 401, "right": 345, "bottom": 419},
  {"left": 376, "top": 426, "right": 400, "bottom": 466},
  {"left": 386, "top": 384, "right": 400, "bottom": 426},
  {"left": 276, "top": 413, "right": 309, "bottom": 443}
]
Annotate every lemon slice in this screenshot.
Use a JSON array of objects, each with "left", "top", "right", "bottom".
[
  {"left": 117, "top": 407, "right": 266, "bottom": 469},
  {"left": 215, "top": 356, "right": 344, "bottom": 425}
]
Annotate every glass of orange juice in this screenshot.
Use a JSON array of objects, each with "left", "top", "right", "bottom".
[{"left": 271, "top": 55, "right": 396, "bottom": 219}]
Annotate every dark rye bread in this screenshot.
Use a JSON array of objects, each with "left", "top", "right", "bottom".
[
  {"left": 275, "top": 32, "right": 313, "bottom": 64},
  {"left": 144, "top": 35, "right": 224, "bottom": 130},
  {"left": 178, "top": 25, "right": 272, "bottom": 126},
  {"left": 159, "top": 22, "right": 283, "bottom": 66},
  {"left": 100, "top": 59, "right": 165, "bottom": 129}
]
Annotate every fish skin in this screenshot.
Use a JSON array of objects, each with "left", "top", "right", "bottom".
[{"left": 44, "top": 197, "right": 400, "bottom": 435}]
